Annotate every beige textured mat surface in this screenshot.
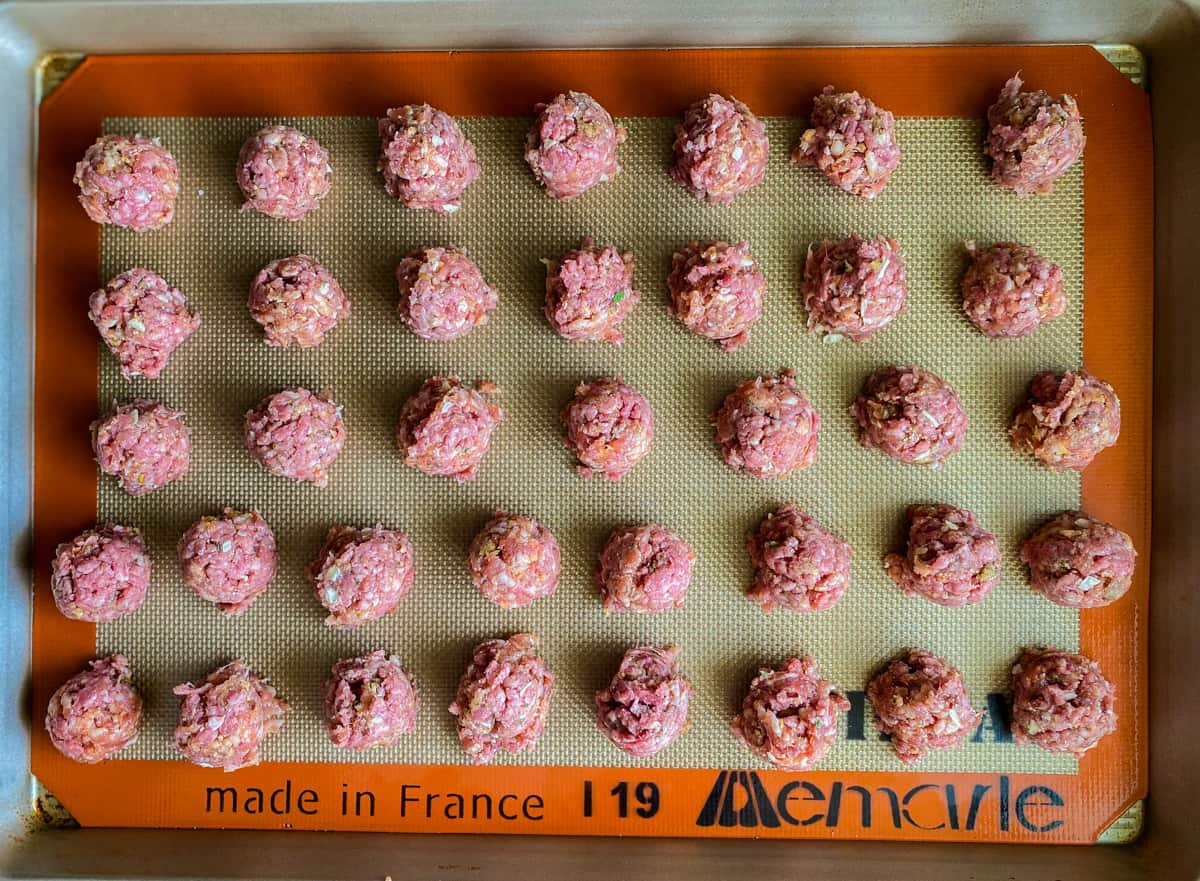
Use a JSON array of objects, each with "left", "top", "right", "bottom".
[{"left": 97, "top": 114, "right": 1082, "bottom": 773}]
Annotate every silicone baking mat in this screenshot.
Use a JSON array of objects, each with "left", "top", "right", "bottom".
[{"left": 32, "top": 47, "right": 1151, "bottom": 843}]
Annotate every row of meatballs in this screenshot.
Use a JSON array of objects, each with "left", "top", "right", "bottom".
[
  {"left": 88, "top": 232, "right": 1069, "bottom": 383},
  {"left": 72, "top": 74, "right": 1083, "bottom": 234},
  {"left": 50, "top": 504, "right": 1135, "bottom": 628},
  {"left": 45, "top": 640, "right": 1117, "bottom": 772},
  {"left": 90, "top": 364, "right": 1121, "bottom": 505}
]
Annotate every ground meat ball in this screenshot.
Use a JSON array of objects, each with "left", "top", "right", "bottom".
[
  {"left": 713, "top": 370, "right": 820, "bottom": 479},
  {"left": 1010, "top": 648, "right": 1116, "bottom": 756},
  {"left": 323, "top": 650, "right": 417, "bottom": 750},
  {"left": 1010, "top": 370, "right": 1120, "bottom": 471},
  {"left": 178, "top": 509, "right": 276, "bottom": 616},
  {"left": 89, "top": 268, "right": 200, "bottom": 379},
  {"left": 731, "top": 656, "right": 850, "bottom": 771},
  {"left": 378, "top": 104, "right": 480, "bottom": 213},
  {"left": 851, "top": 366, "right": 967, "bottom": 468},
  {"left": 544, "top": 239, "right": 640, "bottom": 344},
  {"left": 467, "top": 512, "right": 561, "bottom": 608},
  {"left": 396, "top": 247, "right": 497, "bottom": 341},
  {"left": 596, "top": 524, "right": 695, "bottom": 613},
  {"left": 449, "top": 633, "right": 554, "bottom": 764},
  {"left": 308, "top": 525, "right": 415, "bottom": 629},
  {"left": 396, "top": 376, "right": 503, "bottom": 481},
  {"left": 51, "top": 524, "right": 149, "bottom": 622},
  {"left": 73, "top": 134, "right": 179, "bottom": 231},
  {"left": 248, "top": 255, "right": 350, "bottom": 349},
  {"left": 985, "top": 73, "right": 1085, "bottom": 196},
  {"left": 45, "top": 655, "right": 142, "bottom": 763},
  {"left": 173, "top": 660, "right": 287, "bottom": 771},
  {"left": 561, "top": 377, "right": 654, "bottom": 480},
  {"left": 244, "top": 388, "right": 346, "bottom": 486},
  {"left": 961, "top": 241, "right": 1067, "bottom": 338},
  {"left": 672, "top": 94, "right": 769, "bottom": 204},
  {"left": 92, "top": 399, "right": 190, "bottom": 495},
  {"left": 236, "top": 124, "right": 331, "bottom": 220},
  {"left": 525, "top": 91, "right": 625, "bottom": 200},
  {"left": 885, "top": 504, "right": 1002, "bottom": 607},
  {"left": 668, "top": 240, "right": 765, "bottom": 350},
  {"left": 792, "top": 86, "right": 901, "bottom": 200},
  {"left": 746, "top": 504, "right": 852, "bottom": 613},
  {"left": 867, "top": 650, "right": 982, "bottom": 764},
  {"left": 802, "top": 235, "right": 907, "bottom": 341},
  {"left": 596, "top": 645, "right": 692, "bottom": 757},
  {"left": 1021, "top": 511, "right": 1136, "bottom": 608}
]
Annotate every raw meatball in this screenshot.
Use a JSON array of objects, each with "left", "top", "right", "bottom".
[
  {"left": 89, "top": 268, "right": 200, "bottom": 379},
  {"left": 866, "top": 650, "right": 982, "bottom": 764},
  {"left": 173, "top": 660, "right": 287, "bottom": 771},
  {"left": 595, "top": 645, "right": 692, "bottom": 757},
  {"left": 851, "top": 366, "right": 967, "bottom": 468},
  {"left": 378, "top": 104, "right": 480, "bottom": 213},
  {"left": 308, "top": 525, "right": 415, "bottom": 629},
  {"left": 596, "top": 524, "right": 695, "bottom": 613},
  {"left": 1021, "top": 511, "right": 1136, "bottom": 608},
  {"left": 467, "top": 512, "right": 560, "bottom": 608},
  {"left": 525, "top": 91, "right": 625, "bottom": 200},
  {"left": 985, "top": 73, "right": 1085, "bottom": 196},
  {"left": 396, "top": 246, "right": 497, "bottom": 341},
  {"left": 802, "top": 234, "right": 907, "bottom": 341},
  {"left": 1010, "top": 370, "right": 1120, "bottom": 471},
  {"left": 962, "top": 241, "right": 1067, "bottom": 338},
  {"left": 668, "top": 240, "right": 765, "bottom": 351},
  {"left": 178, "top": 509, "right": 277, "bottom": 616},
  {"left": 1010, "top": 647, "right": 1116, "bottom": 756},
  {"left": 244, "top": 387, "right": 346, "bottom": 486},
  {"left": 544, "top": 239, "right": 640, "bottom": 344},
  {"left": 73, "top": 133, "right": 179, "bottom": 231},
  {"left": 792, "top": 86, "right": 901, "bottom": 200},
  {"left": 713, "top": 370, "right": 820, "bottom": 479},
  {"left": 45, "top": 655, "right": 142, "bottom": 763},
  {"left": 248, "top": 255, "right": 350, "bottom": 348},
  {"left": 51, "top": 524, "right": 150, "bottom": 622},
  {"left": 746, "top": 504, "right": 852, "bottom": 613},
  {"left": 323, "top": 650, "right": 417, "bottom": 750},
  {"left": 884, "top": 504, "right": 1002, "bottom": 607},
  {"left": 561, "top": 377, "right": 654, "bottom": 480},
  {"left": 731, "top": 656, "right": 850, "bottom": 771},
  {"left": 672, "top": 94, "right": 769, "bottom": 204},
  {"left": 396, "top": 376, "right": 503, "bottom": 481},
  {"left": 449, "top": 633, "right": 554, "bottom": 764},
  {"left": 236, "top": 124, "right": 331, "bottom": 220},
  {"left": 92, "top": 399, "right": 191, "bottom": 495}
]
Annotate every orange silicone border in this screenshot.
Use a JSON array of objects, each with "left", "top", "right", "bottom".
[{"left": 32, "top": 46, "right": 1151, "bottom": 842}]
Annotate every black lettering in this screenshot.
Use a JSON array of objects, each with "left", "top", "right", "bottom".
[
  {"left": 206, "top": 787, "right": 237, "bottom": 813},
  {"left": 964, "top": 784, "right": 991, "bottom": 831},
  {"left": 498, "top": 794, "right": 519, "bottom": 820},
  {"left": 1015, "top": 785, "right": 1064, "bottom": 833},
  {"left": 845, "top": 691, "right": 867, "bottom": 741},
  {"left": 696, "top": 772, "right": 729, "bottom": 827},
  {"left": 425, "top": 792, "right": 440, "bottom": 819},
  {"left": 400, "top": 784, "right": 420, "bottom": 818},
  {"left": 876, "top": 787, "right": 902, "bottom": 828},
  {"left": 1000, "top": 775, "right": 1011, "bottom": 832},
  {"left": 635, "top": 782, "right": 661, "bottom": 820},
  {"left": 583, "top": 780, "right": 592, "bottom": 817},
  {"left": 719, "top": 772, "right": 757, "bottom": 827},
  {"left": 944, "top": 785, "right": 959, "bottom": 830},
  {"left": 744, "top": 774, "right": 778, "bottom": 827},
  {"left": 901, "top": 784, "right": 946, "bottom": 830},
  {"left": 245, "top": 787, "right": 265, "bottom": 814},
  {"left": 341, "top": 784, "right": 348, "bottom": 815},
  {"left": 298, "top": 789, "right": 319, "bottom": 816},
  {"left": 523, "top": 794, "right": 544, "bottom": 821},
  {"left": 973, "top": 694, "right": 1014, "bottom": 743},
  {"left": 471, "top": 792, "right": 493, "bottom": 820},
  {"left": 826, "top": 783, "right": 872, "bottom": 827},
  {"left": 776, "top": 780, "right": 825, "bottom": 826},
  {"left": 354, "top": 790, "right": 374, "bottom": 817},
  {"left": 445, "top": 793, "right": 464, "bottom": 819},
  {"left": 270, "top": 780, "right": 292, "bottom": 814}
]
